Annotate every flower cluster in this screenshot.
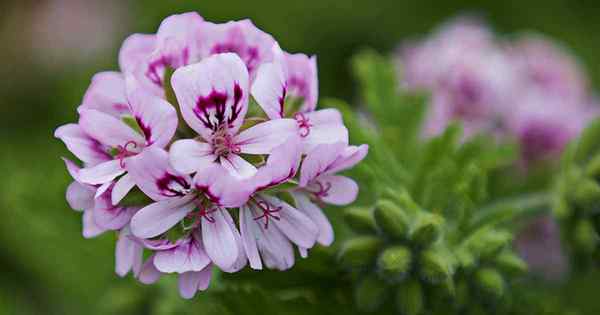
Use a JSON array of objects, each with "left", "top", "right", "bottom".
[
  {"left": 398, "top": 17, "right": 598, "bottom": 165},
  {"left": 55, "top": 12, "right": 367, "bottom": 299}
]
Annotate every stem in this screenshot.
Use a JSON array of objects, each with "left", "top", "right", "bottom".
[{"left": 469, "top": 192, "right": 552, "bottom": 230}]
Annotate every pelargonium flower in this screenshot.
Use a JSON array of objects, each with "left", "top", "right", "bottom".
[{"left": 55, "top": 12, "right": 366, "bottom": 299}]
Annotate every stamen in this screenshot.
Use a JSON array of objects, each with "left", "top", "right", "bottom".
[
  {"left": 294, "top": 112, "right": 312, "bottom": 138},
  {"left": 252, "top": 198, "right": 282, "bottom": 229},
  {"left": 211, "top": 124, "right": 241, "bottom": 157},
  {"left": 312, "top": 181, "right": 332, "bottom": 199},
  {"left": 115, "top": 141, "right": 138, "bottom": 168}
]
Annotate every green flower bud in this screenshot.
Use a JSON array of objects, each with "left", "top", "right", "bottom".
[
  {"left": 338, "top": 236, "right": 383, "bottom": 269},
  {"left": 462, "top": 228, "right": 512, "bottom": 261},
  {"left": 495, "top": 250, "right": 528, "bottom": 276},
  {"left": 475, "top": 268, "right": 504, "bottom": 300},
  {"left": 420, "top": 248, "right": 454, "bottom": 284},
  {"left": 377, "top": 246, "right": 412, "bottom": 281},
  {"left": 585, "top": 154, "right": 600, "bottom": 178},
  {"left": 410, "top": 212, "right": 444, "bottom": 246},
  {"left": 573, "top": 179, "right": 600, "bottom": 210},
  {"left": 396, "top": 280, "right": 423, "bottom": 315},
  {"left": 573, "top": 219, "right": 597, "bottom": 254},
  {"left": 344, "top": 207, "right": 377, "bottom": 234},
  {"left": 374, "top": 199, "right": 410, "bottom": 239},
  {"left": 354, "top": 274, "right": 389, "bottom": 312}
]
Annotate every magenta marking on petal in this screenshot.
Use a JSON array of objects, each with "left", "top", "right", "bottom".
[
  {"left": 195, "top": 184, "right": 221, "bottom": 205},
  {"left": 135, "top": 116, "right": 153, "bottom": 145},
  {"left": 156, "top": 173, "right": 191, "bottom": 197},
  {"left": 278, "top": 85, "right": 287, "bottom": 118},
  {"left": 294, "top": 112, "right": 312, "bottom": 138},
  {"left": 229, "top": 83, "right": 244, "bottom": 126},
  {"left": 193, "top": 89, "right": 228, "bottom": 132},
  {"left": 146, "top": 57, "right": 168, "bottom": 87},
  {"left": 311, "top": 180, "right": 332, "bottom": 199}
]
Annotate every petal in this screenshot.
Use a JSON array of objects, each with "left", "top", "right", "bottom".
[
  {"left": 171, "top": 53, "right": 249, "bottom": 140},
  {"left": 247, "top": 204, "right": 295, "bottom": 270},
  {"left": 95, "top": 182, "right": 112, "bottom": 199},
  {"left": 115, "top": 227, "right": 144, "bottom": 277},
  {"left": 130, "top": 195, "right": 196, "bottom": 239},
  {"left": 119, "top": 33, "right": 156, "bottom": 74},
  {"left": 251, "top": 137, "right": 302, "bottom": 191},
  {"left": 193, "top": 165, "right": 252, "bottom": 207},
  {"left": 79, "top": 160, "right": 125, "bottom": 185},
  {"left": 126, "top": 147, "right": 192, "bottom": 201},
  {"left": 78, "top": 72, "right": 129, "bottom": 117},
  {"left": 178, "top": 266, "right": 212, "bottom": 299},
  {"left": 79, "top": 109, "right": 145, "bottom": 148},
  {"left": 291, "top": 192, "right": 334, "bottom": 246},
  {"left": 169, "top": 139, "right": 216, "bottom": 174},
  {"left": 251, "top": 61, "right": 286, "bottom": 119},
  {"left": 94, "top": 188, "right": 137, "bottom": 230},
  {"left": 313, "top": 175, "right": 358, "bottom": 206},
  {"left": 236, "top": 119, "right": 297, "bottom": 154},
  {"left": 220, "top": 211, "right": 248, "bottom": 273},
  {"left": 301, "top": 109, "right": 348, "bottom": 153},
  {"left": 261, "top": 195, "right": 319, "bottom": 249},
  {"left": 126, "top": 76, "right": 178, "bottom": 148},
  {"left": 152, "top": 12, "right": 204, "bottom": 69},
  {"left": 199, "top": 19, "right": 277, "bottom": 77},
  {"left": 284, "top": 52, "right": 318, "bottom": 113},
  {"left": 326, "top": 144, "right": 369, "bottom": 175},
  {"left": 66, "top": 181, "right": 95, "bottom": 212},
  {"left": 220, "top": 154, "right": 257, "bottom": 179},
  {"left": 154, "top": 236, "right": 211, "bottom": 273},
  {"left": 239, "top": 206, "right": 262, "bottom": 270},
  {"left": 112, "top": 173, "right": 136, "bottom": 205},
  {"left": 82, "top": 209, "right": 107, "bottom": 238},
  {"left": 299, "top": 143, "right": 346, "bottom": 186},
  {"left": 62, "top": 158, "right": 82, "bottom": 181},
  {"left": 298, "top": 247, "right": 309, "bottom": 258},
  {"left": 201, "top": 209, "right": 242, "bottom": 270},
  {"left": 55, "top": 124, "right": 110, "bottom": 166},
  {"left": 137, "top": 255, "right": 162, "bottom": 284}
]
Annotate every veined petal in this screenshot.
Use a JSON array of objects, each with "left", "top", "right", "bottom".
[
  {"left": 239, "top": 206, "right": 262, "bottom": 270},
  {"left": 112, "top": 173, "right": 136, "bottom": 205},
  {"left": 66, "top": 181, "right": 95, "bottom": 212},
  {"left": 251, "top": 136, "right": 302, "bottom": 191},
  {"left": 301, "top": 109, "right": 348, "bottom": 153},
  {"left": 152, "top": 12, "right": 204, "bottom": 69},
  {"left": 79, "top": 159, "right": 125, "bottom": 186},
  {"left": 115, "top": 226, "right": 144, "bottom": 277},
  {"left": 178, "top": 266, "right": 212, "bottom": 299},
  {"left": 171, "top": 53, "right": 249, "bottom": 140},
  {"left": 284, "top": 52, "right": 319, "bottom": 113},
  {"left": 261, "top": 195, "right": 319, "bottom": 249},
  {"left": 311, "top": 175, "right": 358, "bottom": 206},
  {"left": 137, "top": 255, "right": 162, "bottom": 284},
  {"left": 291, "top": 192, "right": 334, "bottom": 246},
  {"left": 236, "top": 119, "right": 297, "bottom": 154},
  {"left": 299, "top": 142, "right": 346, "bottom": 186},
  {"left": 220, "top": 210, "right": 248, "bottom": 273},
  {"left": 82, "top": 209, "right": 107, "bottom": 239},
  {"left": 55, "top": 124, "right": 110, "bottom": 166},
  {"left": 126, "top": 80, "right": 178, "bottom": 148},
  {"left": 251, "top": 61, "right": 286, "bottom": 119},
  {"left": 154, "top": 235, "right": 211, "bottom": 273},
  {"left": 201, "top": 209, "right": 242, "bottom": 270},
  {"left": 246, "top": 203, "right": 295, "bottom": 270},
  {"left": 130, "top": 195, "right": 196, "bottom": 239},
  {"left": 326, "top": 144, "right": 369, "bottom": 175},
  {"left": 78, "top": 72, "right": 129, "bottom": 117},
  {"left": 119, "top": 33, "right": 156, "bottom": 74},
  {"left": 220, "top": 154, "right": 257, "bottom": 179},
  {"left": 193, "top": 164, "right": 253, "bottom": 207},
  {"left": 93, "top": 188, "right": 137, "bottom": 230},
  {"left": 126, "top": 147, "right": 192, "bottom": 201},
  {"left": 79, "top": 109, "right": 145, "bottom": 148},
  {"left": 169, "top": 139, "right": 216, "bottom": 174}
]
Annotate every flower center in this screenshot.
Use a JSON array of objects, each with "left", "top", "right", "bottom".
[
  {"left": 115, "top": 141, "right": 139, "bottom": 168},
  {"left": 212, "top": 125, "right": 241, "bottom": 157},
  {"left": 294, "top": 112, "right": 312, "bottom": 138},
  {"left": 252, "top": 198, "right": 282, "bottom": 229}
]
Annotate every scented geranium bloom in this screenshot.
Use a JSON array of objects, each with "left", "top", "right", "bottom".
[
  {"left": 252, "top": 44, "right": 348, "bottom": 152},
  {"left": 169, "top": 53, "right": 297, "bottom": 179},
  {"left": 56, "top": 11, "right": 366, "bottom": 299}
]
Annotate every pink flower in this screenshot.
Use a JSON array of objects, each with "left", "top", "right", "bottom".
[
  {"left": 168, "top": 53, "right": 297, "bottom": 179},
  {"left": 252, "top": 44, "right": 348, "bottom": 152}
]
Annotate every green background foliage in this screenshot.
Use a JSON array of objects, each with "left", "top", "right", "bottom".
[{"left": 2, "top": 0, "right": 600, "bottom": 314}]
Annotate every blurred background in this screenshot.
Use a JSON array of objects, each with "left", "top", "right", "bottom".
[{"left": 2, "top": 0, "right": 600, "bottom": 314}]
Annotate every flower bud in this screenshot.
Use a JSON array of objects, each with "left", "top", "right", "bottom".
[
  {"left": 585, "top": 154, "right": 600, "bottom": 178},
  {"left": 495, "top": 250, "right": 528, "bottom": 276},
  {"left": 338, "top": 236, "right": 383, "bottom": 269},
  {"left": 396, "top": 280, "right": 424, "bottom": 315},
  {"left": 474, "top": 268, "right": 504, "bottom": 300},
  {"left": 573, "top": 178, "right": 600, "bottom": 210},
  {"left": 354, "top": 274, "right": 389, "bottom": 312},
  {"left": 410, "top": 212, "right": 444, "bottom": 246},
  {"left": 574, "top": 219, "right": 597, "bottom": 254},
  {"left": 374, "top": 199, "right": 410, "bottom": 239},
  {"left": 465, "top": 229, "right": 512, "bottom": 260},
  {"left": 377, "top": 246, "right": 412, "bottom": 281},
  {"left": 344, "top": 207, "right": 377, "bottom": 234},
  {"left": 420, "top": 248, "right": 454, "bottom": 284}
]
